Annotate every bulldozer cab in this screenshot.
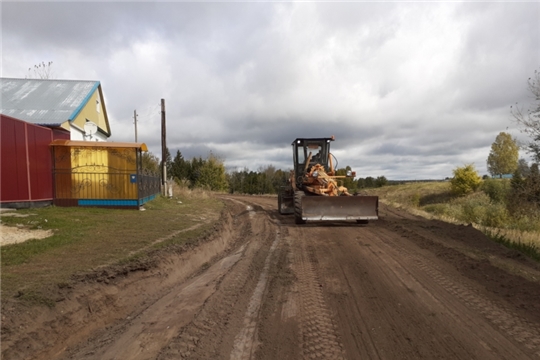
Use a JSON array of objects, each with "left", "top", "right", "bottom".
[{"left": 292, "top": 137, "right": 333, "bottom": 185}]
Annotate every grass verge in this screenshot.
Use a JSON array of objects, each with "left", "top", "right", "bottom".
[
  {"left": 1, "top": 187, "right": 223, "bottom": 305},
  {"left": 485, "top": 230, "right": 540, "bottom": 262},
  {"left": 367, "top": 182, "right": 540, "bottom": 261}
]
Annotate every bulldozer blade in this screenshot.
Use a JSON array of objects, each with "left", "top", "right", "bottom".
[{"left": 300, "top": 196, "right": 378, "bottom": 221}]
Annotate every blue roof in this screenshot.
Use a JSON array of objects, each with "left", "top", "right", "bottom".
[{"left": 0, "top": 78, "right": 100, "bottom": 126}]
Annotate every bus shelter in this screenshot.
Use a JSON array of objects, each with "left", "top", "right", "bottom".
[{"left": 50, "top": 140, "right": 160, "bottom": 209}]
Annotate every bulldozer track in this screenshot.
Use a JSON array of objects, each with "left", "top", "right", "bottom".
[
  {"left": 377, "top": 224, "right": 540, "bottom": 358},
  {"left": 292, "top": 229, "right": 346, "bottom": 360}
]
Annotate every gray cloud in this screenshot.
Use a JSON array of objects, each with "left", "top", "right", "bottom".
[{"left": 2, "top": 1, "right": 538, "bottom": 180}]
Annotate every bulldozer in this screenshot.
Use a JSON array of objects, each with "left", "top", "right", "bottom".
[{"left": 278, "top": 136, "right": 379, "bottom": 224}]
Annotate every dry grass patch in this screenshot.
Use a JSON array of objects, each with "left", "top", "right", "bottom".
[{"left": 368, "top": 182, "right": 540, "bottom": 255}]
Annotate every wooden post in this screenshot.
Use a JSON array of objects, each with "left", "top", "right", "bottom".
[{"left": 161, "top": 99, "right": 167, "bottom": 195}]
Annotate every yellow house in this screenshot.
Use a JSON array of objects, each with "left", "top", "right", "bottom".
[{"left": 0, "top": 78, "right": 111, "bottom": 141}]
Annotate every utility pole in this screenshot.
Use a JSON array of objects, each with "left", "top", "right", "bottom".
[
  {"left": 161, "top": 99, "right": 167, "bottom": 195},
  {"left": 133, "top": 110, "right": 138, "bottom": 142}
]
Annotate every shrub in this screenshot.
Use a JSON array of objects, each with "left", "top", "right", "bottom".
[
  {"left": 481, "top": 178, "right": 510, "bottom": 204},
  {"left": 483, "top": 203, "right": 510, "bottom": 228},
  {"left": 410, "top": 193, "right": 421, "bottom": 207},
  {"left": 423, "top": 204, "right": 449, "bottom": 217},
  {"left": 447, "top": 192, "right": 510, "bottom": 227},
  {"left": 507, "top": 165, "right": 540, "bottom": 218},
  {"left": 459, "top": 192, "right": 490, "bottom": 224},
  {"left": 510, "top": 214, "right": 540, "bottom": 232},
  {"left": 450, "top": 164, "right": 482, "bottom": 196}
]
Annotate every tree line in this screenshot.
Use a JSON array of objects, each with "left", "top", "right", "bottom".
[{"left": 141, "top": 148, "right": 388, "bottom": 195}]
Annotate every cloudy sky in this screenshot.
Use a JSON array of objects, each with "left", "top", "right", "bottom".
[{"left": 2, "top": 1, "right": 539, "bottom": 179}]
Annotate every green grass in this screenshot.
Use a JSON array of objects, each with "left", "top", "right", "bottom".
[
  {"left": 1, "top": 189, "right": 223, "bottom": 304},
  {"left": 485, "top": 230, "right": 540, "bottom": 262}
]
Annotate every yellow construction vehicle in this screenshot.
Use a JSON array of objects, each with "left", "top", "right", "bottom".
[{"left": 278, "top": 136, "right": 379, "bottom": 224}]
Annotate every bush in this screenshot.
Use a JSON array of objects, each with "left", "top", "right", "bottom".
[
  {"left": 481, "top": 178, "right": 510, "bottom": 204},
  {"left": 410, "top": 193, "right": 421, "bottom": 207},
  {"left": 459, "top": 192, "right": 490, "bottom": 224},
  {"left": 483, "top": 203, "right": 510, "bottom": 228},
  {"left": 424, "top": 204, "right": 449, "bottom": 217},
  {"left": 450, "top": 164, "right": 482, "bottom": 196},
  {"left": 446, "top": 192, "right": 510, "bottom": 227},
  {"left": 510, "top": 214, "right": 540, "bottom": 232},
  {"left": 507, "top": 165, "right": 540, "bottom": 218}
]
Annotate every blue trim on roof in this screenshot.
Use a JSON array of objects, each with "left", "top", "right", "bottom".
[{"left": 68, "top": 81, "right": 100, "bottom": 121}]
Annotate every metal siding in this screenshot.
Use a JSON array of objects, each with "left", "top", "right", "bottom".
[
  {"left": 78, "top": 199, "right": 138, "bottom": 207},
  {"left": 27, "top": 124, "right": 53, "bottom": 200},
  {"left": 1, "top": 116, "right": 29, "bottom": 201},
  {"left": 139, "top": 194, "right": 157, "bottom": 205},
  {"left": 1, "top": 115, "right": 55, "bottom": 204},
  {"left": 52, "top": 128, "right": 70, "bottom": 140}
]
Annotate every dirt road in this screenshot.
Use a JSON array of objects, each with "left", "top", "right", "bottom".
[{"left": 3, "top": 195, "right": 540, "bottom": 359}]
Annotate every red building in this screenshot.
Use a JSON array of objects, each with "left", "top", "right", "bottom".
[{"left": 0, "top": 114, "right": 69, "bottom": 208}]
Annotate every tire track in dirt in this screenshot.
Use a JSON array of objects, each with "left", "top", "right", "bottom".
[
  {"left": 65, "top": 244, "right": 249, "bottom": 360},
  {"left": 158, "top": 203, "right": 277, "bottom": 359},
  {"left": 157, "top": 216, "right": 257, "bottom": 359},
  {"left": 292, "top": 229, "right": 346, "bottom": 360},
  {"left": 230, "top": 228, "right": 281, "bottom": 359},
  {"left": 379, "top": 224, "right": 540, "bottom": 358},
  {"left": 157, "top": 256, "right": 253, "bottom": 360}
]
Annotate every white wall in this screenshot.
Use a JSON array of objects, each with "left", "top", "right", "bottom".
[{"left": 70, "top": 126, "right": 107, "bottom": 142}]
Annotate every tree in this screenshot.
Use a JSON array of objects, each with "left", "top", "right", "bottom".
[
  {"left": 508, "top": 163, "right": 540, "bottom": 217},
  {"left": 188, "top": 157, "right": 204, "bottom": 187},
  {"left": 272, "top": 169, "right": 290, "bottom": 193},
  {"left": 375, "top": 176, "right": 388, "bottom": 187},
  {"left": 486, "top": 132, "right": 519, "bottom": 177},
  {"left": 364, "top": 176, "right": 375, "bottom": 188},
  {"left": 450, "top": 164, "right": 482, "bottom": 196},
  {"left": 336, "top": 166, "right": 356, "bottom": 190},
  {"left": 193, "top": 153, "right": 228, "bottom": 191},
  {"left": 141, "top": 152, "right": 160, "bottom": 175},
  {"left": 511, "top": 68, "right": 540, "bottom": 163},
  {"left": 257, "top": 165, "right": 276, "bottom": 194},
  {"left": 517, "top": 158, "right": 530, "bottom": 178},
  {"left": 171, "top": 150, "right": 189, "bottom": 181},
  {"left": 27, "top": 61, "right": 54, "bottom": 79}
]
